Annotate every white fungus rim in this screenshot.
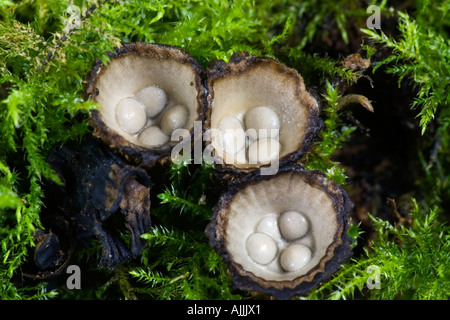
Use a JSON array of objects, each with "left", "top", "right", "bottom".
[
  {"left": 224, "top": 173, "right": 338, "bottom": 281},
  {"left": 93, "top": 54, "right": 199, "bottom": 148}
]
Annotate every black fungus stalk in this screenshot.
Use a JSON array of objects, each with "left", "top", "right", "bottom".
[{"left": 24, "top": 136, "right": 152, "bottom": 279}]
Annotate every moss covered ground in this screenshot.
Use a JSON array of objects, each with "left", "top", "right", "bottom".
[{"left": 0, "top": 0, "right": 449, "bottom": 300}]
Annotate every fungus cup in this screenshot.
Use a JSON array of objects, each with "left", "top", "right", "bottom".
[
  {"left": 82, "top": 43, "right": 353, "bottom": 298},
  {"left": 86, "top": 42, "right": 206, "bottom": 168},
  {"left": 204, "top": 52, "right": 322, "bottom": 176},
  {"left": 205, "top": 167, "right": 353, "bottom": 299}
]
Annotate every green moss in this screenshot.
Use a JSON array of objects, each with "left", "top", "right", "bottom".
[
  {"left": 0, "top": 0, "right": 449, "bottom": 300},
  {"left": 307, "top": 200, "right": 450, "bottom": 300},
  {"left": 362, "top": 10, "right": 450, "bottom": 134}
]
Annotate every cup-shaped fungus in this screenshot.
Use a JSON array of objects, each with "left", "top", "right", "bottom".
[
  {"left": 205, "top": 167, "right": 353, "bottom": 299},
  {"left": 204, "top": 52, "right": 322, "bottom": 175},
  {"left": 86, "top": 42, "right": 206, "bottom": 167}
]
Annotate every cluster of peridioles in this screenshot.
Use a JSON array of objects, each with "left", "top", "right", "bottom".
[
  {"left": 115, "top": 86, "right": 189, "bottom": 147},
  {"left": 86, "top": 43, "right": 353, "bottom": 299}
]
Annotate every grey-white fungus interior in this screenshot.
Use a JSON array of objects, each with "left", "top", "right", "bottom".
[
  {"left": 210, "top": 62, "right": 314, "bottom": 168},
  {"left": 224, "top": 173, "right": 338, "bottom": 281},
  {"left": 94, "top": 54, "right": 198, "bottom": 147}
]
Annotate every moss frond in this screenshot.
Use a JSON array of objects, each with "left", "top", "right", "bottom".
[
  {"left": 362, "top": 11, "right": 450, "bottom": 134},
  {"left": 307, "top": 200, "right": 450, "bottom": 300}
]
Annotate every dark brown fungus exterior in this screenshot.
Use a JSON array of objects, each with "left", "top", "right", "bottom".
[
  {"left": 24, "top": 136, "right": 152, "bottom": 278},
  {"left": 22, "top": 229, "right": 74, "bottom": 280},
  {"left": 205, "top": 167, "right": 353, "bottom": 299},
  {"left": 86, "top": 42, "right": 206, "bottom": 168},
  {"left": 204, "top": 52, "right": 322, "bottom": 177}
]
